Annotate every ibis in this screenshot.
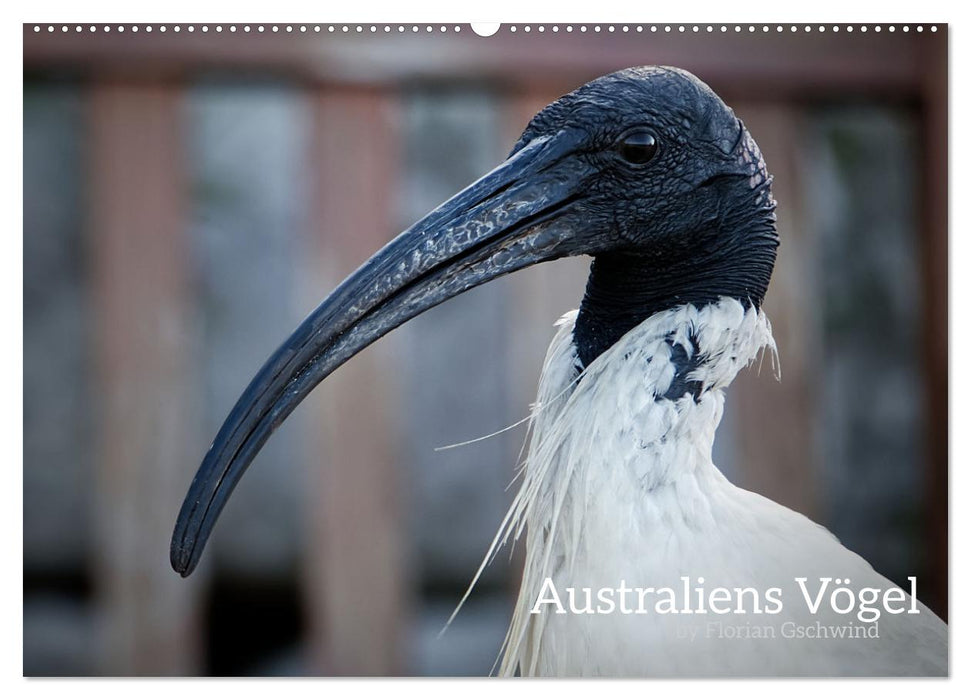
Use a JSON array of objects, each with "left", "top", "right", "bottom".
[{"left": 171, "top": 66, "right": 947, "bottom": 676}]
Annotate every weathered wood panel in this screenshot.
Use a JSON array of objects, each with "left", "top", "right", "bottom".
[
  {"left": 730, "top": 103, "right": 818, "bottom": 519},
  {"left": 186, "top": 83, "right": 309, "bottom": 582},
  {"left": 24, "top": 25, "right": 941, "bottom": 101},
  {"left": 23, "top": 84, "right": 94, "bottom": 677},
  {"left": 23, "top": 86, "right": 89, "bottom": 575},
  {"left": 88, "top": 83, "right": 203, "bottom": 674}
]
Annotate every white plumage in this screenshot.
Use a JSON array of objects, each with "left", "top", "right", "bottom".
[{"left": 473, "top": 299, "right": 947, "bottom": 676}]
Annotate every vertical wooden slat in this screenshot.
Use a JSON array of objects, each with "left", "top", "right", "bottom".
[
  {"left": 722, "top": 104, "right": 819, "bottom": 519},
  {"left": 303, "top": 88, "right": 405, "bottom": 675},
  {"left": 89, "top": 83, "right": 203, "bottom": 675},
  {"left": 918, "top": 32, "right": 948, "bottom": 620}
]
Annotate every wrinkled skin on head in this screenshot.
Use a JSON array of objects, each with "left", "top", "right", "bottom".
[{"left": 510, "top": 67, "right": 778, "bottom": 365}]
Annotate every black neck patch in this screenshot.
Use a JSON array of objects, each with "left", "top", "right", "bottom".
[
  {"left": 573, "top": 214, "right": 777, "bottom": 370},
  {"left": 662, "top": 334, "right": 705, "bottom": 402}
]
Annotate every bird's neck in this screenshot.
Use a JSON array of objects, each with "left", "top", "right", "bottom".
[
  {"left": 573, "top": 212, "right": 778, "bottom": 369},
  {"left": 565, "top": 298, "right": 778, "bottom": 489},
  {"left": 496, "top": 302, "right": 777, "bottom": 674}
]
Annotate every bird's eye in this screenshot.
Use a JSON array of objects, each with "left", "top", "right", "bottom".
[{"left": 616, "top": 129, "right": 659, "bottom": 165}]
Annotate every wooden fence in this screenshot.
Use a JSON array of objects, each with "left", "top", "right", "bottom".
[{"left": 23, "top": 24, "right": 947, "bottom": 675}]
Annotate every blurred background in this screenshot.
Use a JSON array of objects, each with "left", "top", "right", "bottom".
[{"left": 23, "top": 23, "right": 947, "bottom": 676}]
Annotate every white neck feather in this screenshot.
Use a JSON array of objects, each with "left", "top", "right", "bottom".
[
  {"left": 444, "top": 299, "right": 776, "bottom": 674},
  {"left": 471, "top": 298, "right": 777, "bottom": 675}
]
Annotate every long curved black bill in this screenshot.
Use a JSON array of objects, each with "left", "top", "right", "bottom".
[{"left": 171, "top": 129, "right": 594, "bottom": 576}]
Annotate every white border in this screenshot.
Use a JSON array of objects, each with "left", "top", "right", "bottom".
[{"left": 8, "top": 0, "right": 965, "bottom": 697}]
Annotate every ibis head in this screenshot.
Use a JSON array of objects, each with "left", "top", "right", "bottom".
[{"left": 171, "top": 66, "right": 778, "bottom": 577}]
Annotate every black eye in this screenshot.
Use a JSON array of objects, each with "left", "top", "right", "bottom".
[{"left": 616, "top": 129, "right": 658, "bottom": 165}]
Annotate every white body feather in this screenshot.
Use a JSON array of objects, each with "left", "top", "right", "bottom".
[{"left": 484, "top": 299, "right": 946, "bottom": 677}]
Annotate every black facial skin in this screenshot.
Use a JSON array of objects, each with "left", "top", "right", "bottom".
[
  {"left": 171, "top": 66, "right": 779, "bottom": 577},
  {"left": 510, "top": 67, "right": 779, "bottom": 367}
]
